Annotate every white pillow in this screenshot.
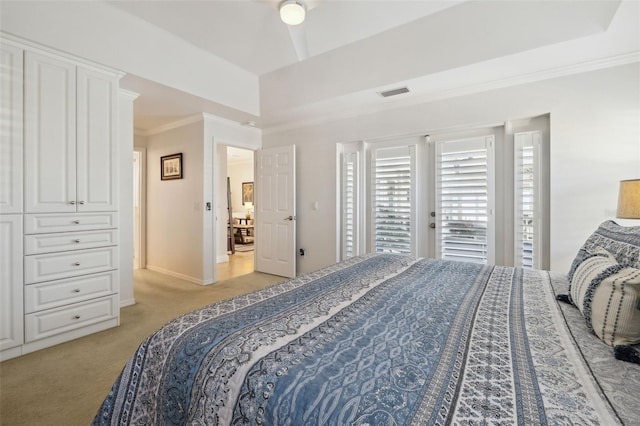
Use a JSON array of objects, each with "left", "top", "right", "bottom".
[{"left": 570, "top": 248, "right": 640, "bottom": 347}]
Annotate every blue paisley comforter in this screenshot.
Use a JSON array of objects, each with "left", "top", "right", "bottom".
[{"left": 94, "top": 254, "right": 622, "bottom": 425}]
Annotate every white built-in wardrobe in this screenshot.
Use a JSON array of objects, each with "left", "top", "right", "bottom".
[{"left": 1, "top": 34, "right": 124, "bottom": 360}]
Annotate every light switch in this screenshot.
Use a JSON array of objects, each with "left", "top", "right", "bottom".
[{"left": 312, "top": 201, "right": 319, "bottom": 210}]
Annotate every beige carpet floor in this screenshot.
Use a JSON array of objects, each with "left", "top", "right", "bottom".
[{"left": 0, "top": 269, "right": 284, "bottom": 425}]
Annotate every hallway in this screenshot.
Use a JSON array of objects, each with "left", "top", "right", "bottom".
[{"left": 216, "top": 251, "right": 254, "bottom": 281}]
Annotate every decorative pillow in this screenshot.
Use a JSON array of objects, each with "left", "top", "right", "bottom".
[
  {"left": 567, "top": 221, "right": 640, "bottom": 281},
  {"left": 569, "top": 248, "right": 640, "bottom": 364},
  {"left": 569, "top": 248, "right": 620, "bottom": 317}
]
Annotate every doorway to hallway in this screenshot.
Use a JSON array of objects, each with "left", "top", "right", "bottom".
[{"left": 216, "top": 146, "right": 255, "bottom": 280}]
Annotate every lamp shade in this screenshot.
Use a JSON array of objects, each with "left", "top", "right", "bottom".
[
  {"left": 280, "top": 0, "right": 305, "bottom": 25},
  {"left": 616, "top": 179, "right": 640, "bottom": 219}
]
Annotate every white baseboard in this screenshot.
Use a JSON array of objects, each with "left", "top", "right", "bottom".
[
  {"left": 217, "top": 254, "right": 229, "bottom": 263},
  {"left": 120, "top": 298, "right": 136, "bottom": 308},
  {"left": 146, "top": 264, "right": 204, "bottom": 285}
]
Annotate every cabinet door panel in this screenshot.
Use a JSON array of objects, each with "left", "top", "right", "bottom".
[
  {"left": 24, "top": 52, "right": 76, "bottom": 213},
  {"left": 0, "top": 215, "right": 24, "bottom": 350},
  {"left": 0, "top": 45, "right": 23, "bottom": 214},
  {"left": 77, "top": 68, "right": 118, "bottom": 212}
]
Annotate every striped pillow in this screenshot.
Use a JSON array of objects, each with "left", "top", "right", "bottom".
[
  {"left": 568, "top": 220, "right": 640, "bottom": 281},
  {"left": 570, "top": 249, "right": 619, "bottom": 321},
  {"left": 570, "top": 248, "right": 640, "bottom": 350}
]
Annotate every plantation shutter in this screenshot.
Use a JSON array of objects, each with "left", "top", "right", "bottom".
[
  {"left": 435, "top": 136, "right": 494, "bottom": 264},
  {"left": 514, "top": 131, "right": 542, "bottom": 269},
  {"left": 341, "top": 150, "right": 360, "bottom": 258},
  {"left": 371, "top": 145, "right": 415, "bottom": 254}
]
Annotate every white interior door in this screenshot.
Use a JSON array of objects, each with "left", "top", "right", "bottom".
[{"left": 255, "top": 145, "right": 296, "bottom": 278}]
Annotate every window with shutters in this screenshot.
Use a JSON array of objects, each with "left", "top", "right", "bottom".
[
  {"left": 337, "top": 117, "right": 547, "bottom": 267},
  {"left": 371, "top": 146, "right": 415, "bottom": 254},
  {"left": 341, "top": 150, "right": 360, "bottom": 258},
  {"left": 435, "top": 136, "right": 495, "bottom": 264},
  {"left": 514, "top": 131, "right": 542, "bottom": 269}
]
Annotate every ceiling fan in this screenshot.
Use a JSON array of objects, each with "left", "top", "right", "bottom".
[{"left": 259, "top": 0, "right": 322, "bottom": 62}]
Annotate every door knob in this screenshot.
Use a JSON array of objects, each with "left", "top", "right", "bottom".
[{"left": 284, "top": 215, "right": 295, "bottom": 221}]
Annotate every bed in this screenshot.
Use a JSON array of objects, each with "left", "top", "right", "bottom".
[{"left": 93, "top": 222, "right": 640, "bottom": 425}]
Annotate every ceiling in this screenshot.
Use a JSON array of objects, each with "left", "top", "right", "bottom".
[
  {"left": 109, "top": 0, "right": 639, "bottom": 134},
  {"left": 110, "top": 0, "right": 466, "bottom": 76}
]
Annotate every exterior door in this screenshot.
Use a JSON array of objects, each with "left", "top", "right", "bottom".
[{"left": 255, "top": 145, "right": 296, "bottom": 278}]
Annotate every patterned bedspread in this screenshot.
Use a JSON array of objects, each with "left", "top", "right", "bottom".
[{"left": 94, "top": 254, "right": 623, "bottom": 425}]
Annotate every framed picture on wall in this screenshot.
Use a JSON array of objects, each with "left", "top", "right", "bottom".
[
  {"left": 242, "top": 182, "right": 254, "bottom": 204},
  {"left": 161, "top": 153, "right": 183, "bottom": 180}
]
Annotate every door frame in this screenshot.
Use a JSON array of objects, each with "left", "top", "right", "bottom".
[
  {"left": 211, "top": 142, "right": 257, "bottom": 283},
  {"left": 133, "top": 147, "right": 146, "bottom": 270}
]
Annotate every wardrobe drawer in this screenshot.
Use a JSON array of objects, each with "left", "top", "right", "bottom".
[
  {"left": 24, "top": 212, "right": 118, "bottom": 234},
  {"left": 24, "top": 246, "right": 118, "bottom": 284},
  {"left": 25, "top": 229, "right": 118, "bottom": 255},
  {"left": 25, "top": 295, "right": 119, "bottom": 342},
  {"left": 25, "top": 271, "right": 118, "bottom": 313}
]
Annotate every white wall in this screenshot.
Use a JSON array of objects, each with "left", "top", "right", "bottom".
[
  {"left": 134, "top": 134, "right": 148, "bottom": 149},
  {"left": 262, "top": 63, "right": 640, "bottom": 275},
  {"left": 146, "top": 122, "right": 205, "bottom": 283}
]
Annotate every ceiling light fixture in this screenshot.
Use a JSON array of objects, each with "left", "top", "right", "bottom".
[{"left": 280, "top": 0, "right": 306, "bottom": 26}]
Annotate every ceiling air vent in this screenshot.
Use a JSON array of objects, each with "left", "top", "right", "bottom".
[{"left": 378, "top": 87, "right": 410, "bottom": 97}]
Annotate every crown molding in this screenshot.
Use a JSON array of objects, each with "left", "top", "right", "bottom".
[
  {"left": 139, "top": 112, "right": 263, "bottom": 137},
  {"left": 140, "top": 114, "right": 204, "bottom": 136},
  {"left": 119, "top": 89, "right": 140, "bottom": 100},
  {"left": 1, "top": 31, "right": 125, "bottom": 78}
]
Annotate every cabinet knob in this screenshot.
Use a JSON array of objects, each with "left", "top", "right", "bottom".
[
  {"left": 69, "top": 201, "right": 76, "bottom": 205},
  {"left": 74, "top": 239, "right": 81, "bottom": 243},
  {"left": 73, "top": 220, "right": 80, "bottom": 224},
  {"left": 72, "top": 289, "right": 81, "bottom": 293},
  {"left": 78, "top": 201, "right": 85, "bottom": 205},
  {"left": 73, "top": 315, "right": 81, "bottom": 320},
  {"left": 73, "top": 262, "right": 81, "bottom": 266}
]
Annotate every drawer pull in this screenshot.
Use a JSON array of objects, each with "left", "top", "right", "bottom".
[
  {"left": 73, "top": 220, "right": 80, "bottom": 224},
  {"left": 73, "top": 315, "right": 81, "bottom": 320},
  {"left": 72, "top": 289, "right": 81, "bottom": 293},
  {"left": 73, "top": 262, "right": 81, "bottom": 266},
  {"left": 74, "top": 239, "right": 81, "bottom": 243}
]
